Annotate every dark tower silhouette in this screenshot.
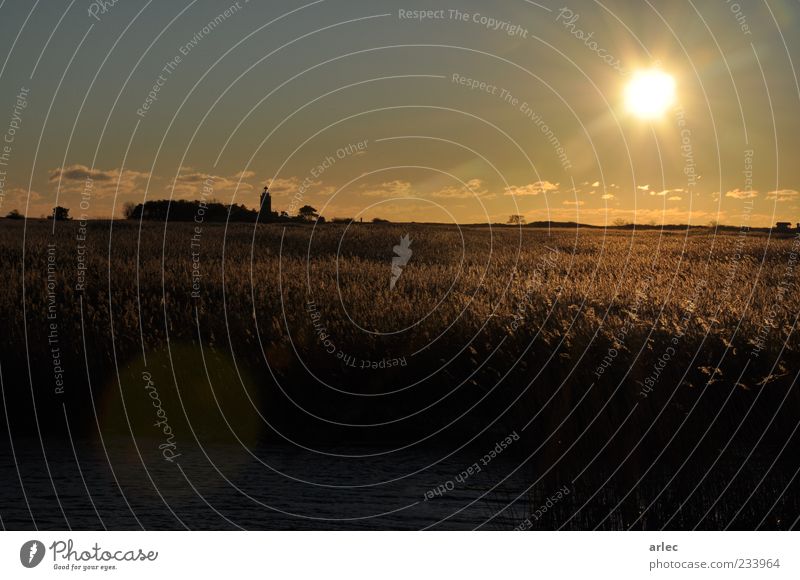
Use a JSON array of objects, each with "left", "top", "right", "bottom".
[{"left": 260, "top": 186, "right": 272, "bottom": 218}]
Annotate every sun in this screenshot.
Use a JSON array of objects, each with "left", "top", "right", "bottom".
[{"left": 624, "top": 69, "right": 676, "bottom": 120}]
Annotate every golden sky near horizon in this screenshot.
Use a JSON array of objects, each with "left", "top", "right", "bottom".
[{"left": 0, "top": 0, "right": 798, "bottom": 226}]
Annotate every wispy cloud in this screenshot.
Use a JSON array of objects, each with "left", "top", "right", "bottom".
[
  {"left": 0, "top": 187, "right": 45, "bottom": 215},
  {"left": 504, "top": 181, "right": 559, "bottom": 196},
  {"left": 654, "top": 188, "right": 684, "bottom": 196},
  {"left": 361, "top": 180, "right": 413, "bottom": 198},
  {"left": 169, "top": 168, "right": 256, "bottom": 198},
  {"left": 266, "top": 176, "right": 336, "bottom": 198},
  {"left": 766, "top": 189, "right": 798, "bottom": 202},
  {"left": 430, "top": 178, "right": 495, "bottom": 199},
  {"left": 725, "top": 188, "right": 758, "bottom": 199},
  {"left": 49, "top": 164, "right": 150, "bottom": 196},
  {"left": 269, "top": 177, "right": 303, "bottom": 196}
]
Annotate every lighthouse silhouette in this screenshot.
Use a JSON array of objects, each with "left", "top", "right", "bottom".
[{"left": 260, "top": 186, "right": 272, "bottom": 218}]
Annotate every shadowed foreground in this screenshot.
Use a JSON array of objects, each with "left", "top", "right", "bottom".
[{"left": 0, "top": 220, "right": 798, "bottom": 529}]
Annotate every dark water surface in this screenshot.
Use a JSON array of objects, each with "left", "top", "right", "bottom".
[
  {"left": 1, "top": 435, "right": 797, "bottom": 530},
  {"left": 0, "top": 437, "right": 537, "bottom": 530}
]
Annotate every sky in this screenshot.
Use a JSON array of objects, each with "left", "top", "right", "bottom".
[{"left": 0, "top": 0, "right": 799, "bottom": 226}]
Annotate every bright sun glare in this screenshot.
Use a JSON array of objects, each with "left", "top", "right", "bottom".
[{"left": 624, "top": 69, "right": 676, "bottom": 120}]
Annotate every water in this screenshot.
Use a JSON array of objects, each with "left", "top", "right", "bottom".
[
  {"left": 0, "top": 437, "right": 532, "bottom": 530},
  {"left": 2, "top": 436, "right": 796, "bottom": 530}
]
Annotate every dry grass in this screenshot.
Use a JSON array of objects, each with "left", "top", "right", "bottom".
[
  {"left": 3, "top": 219, "right": 796, "bottom": 373},
  {"left": 2, "top": 219, "right": 798, "bottom": 528}
]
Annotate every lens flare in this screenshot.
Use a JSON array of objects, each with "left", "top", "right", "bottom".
[{"left": 624, "top": 69, "right": 676, "bottom": 119}]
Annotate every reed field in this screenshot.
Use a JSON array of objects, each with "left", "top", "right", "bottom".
[
  {"left": 3, "top": 218, "right": 797, "bottom": 378},
  {"left": 1, "top": 219, "right": 798, "bottom": 528}
]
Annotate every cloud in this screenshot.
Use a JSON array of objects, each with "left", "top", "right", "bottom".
[
  {"left": 601, "top": 193, "right": 615, "bottom": 200},
  {"left": 50, "top": 165, "right": 114, "bottom": 182},
  {"left": 268, "top": 177, "right": 303, "bottom": 196},
  {"left": 170, "top": 169, "right": 256, "bottom": 198},
  {"left": 766, "top": 189, "right": 799, "bottom": 202},
  {"left": 725, "top": 188, "right": 758, "bottom": 199},
  {"left": 259, "top": 176, "right": 337, "bottom": 199},
  {"left": 563, "top": 200, "right": 584, "bottom": 206},
  {"left": 654, "top": 188, "right": 684, "bottom": 197},
  {"left": 173, "top": 171, "right": 207, "bottom": 184},
  {"left": 504, "top": 181, "right": 559, "bottom": 196},
  {"left": 2, "top": 186, "right": 41, "bottom": 203},
  {"left": 362, "top": 180, "right": 413, "bottom": 197},
  {"left": 591, "top": 181, "right": 600, "bottom": 187},
  {"left": 49, "top": 164, "right": 150, "bottom": 196},
  {"left": 667, "top": 196, "right": 682, "bottom": 201},
  {"left": 0, "top": 187, "right": 52, "bottom": 217},
  {"left": 637, "top": 184, "right": 650, "bottom": 191},
  {"left": 234, "top": 170, "right": 257, "bottom": 180},
  {"left": 1, "top": 187, "right": 41, "bottom": 207},
  {"left": 357, "top": 178, "right": 496, "bottom": 200},
  {"left": 430, "top": 178, "right": 495, "bottom": 199}
]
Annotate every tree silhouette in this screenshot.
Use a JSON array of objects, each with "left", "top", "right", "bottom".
[
  {"left": 124, "top": 199, "right": 258, "bottom": 222},
  {"left": 122, "top": 201, "right": 137, "bottom": 219},
  {"left": 507, "top": 214, "right": 526, "bottom": 225},
  {"left": 5, "top": 209, "right": 23, "bottom": 219},
  {"left": 298, "top": 205, "right": 318, "bottom": 221},
  {"left": 51, "top": 206, "right": 71, "bottom": 220}
]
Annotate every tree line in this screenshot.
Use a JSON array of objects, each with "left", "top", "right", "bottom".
[{"left": 2, "top": 201, "right": 327, "bottom": 223}]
